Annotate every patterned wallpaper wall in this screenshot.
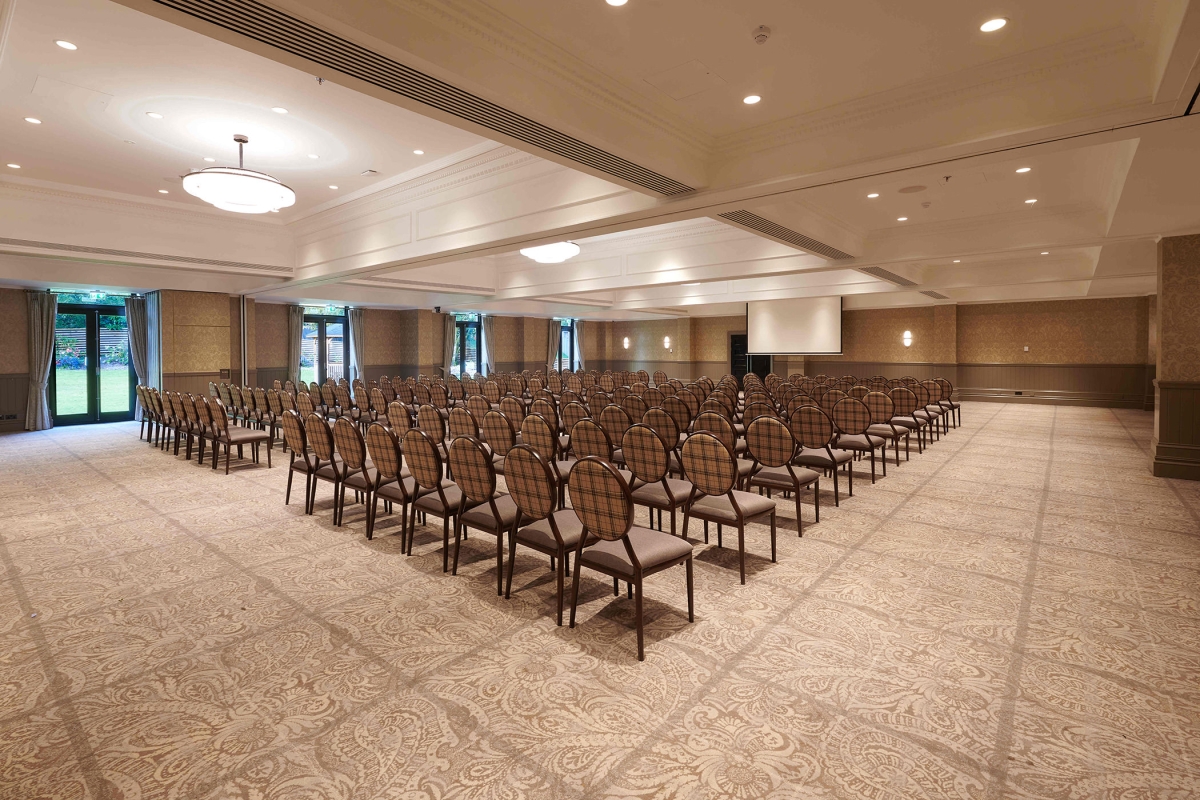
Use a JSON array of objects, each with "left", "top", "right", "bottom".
[
  {"left": 364, "top": 309, "right": 403, "bottom": 366},
  {"left": 957, "top": 297, "right": 1149, "bottom": 364},
  {"left": 161, "top": 290, "right": 231, "bottom": 375},
  {"left": 525, "top": 317, "right": 551, "bottom": 367},
  {"left": 808, "top": 306, "right": 942, "bottom": 363},
  {"left": 491, "top": 315, "right": 522, "bottom": 364},
  {"left": 610, "top": 319, "right": 679, "bottom": 362},
  {"left": 692, "top": 316, "right": 746, "bottom": 363},
  {"left": 0, "top": 289, "right": 28, "bottom": 373},
  {"left": 1158, "top": 235, "right": 1200, "bottom": 381},
  {"left": 254, "top": 302, "right": 288, "bottom": 370}
]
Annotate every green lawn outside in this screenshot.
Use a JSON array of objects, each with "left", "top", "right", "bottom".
[{"left": 54, "top": 367, "right": 132, "bottom": 417}]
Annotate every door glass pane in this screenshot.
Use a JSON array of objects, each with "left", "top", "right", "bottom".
[
  {"left": 326, "top": 322, "right": 344, "bottom": 382},
  {"left": 301, "top": 321, "right": 319, "bottom": 385},
  {"left": 98, "top": 314, "right": 130, "bottom": 413},
  {"left": 463, "top": 325, "right": 478, "bottom": 376},
  {"left": 451, "top": 326, "right": 462, "bottom": 376},
  {"left": 560, "top": 326, "right": 570, "bottom": 371},
  {"left": 54, "top": 313, "right": 88, "bottom": 416}
]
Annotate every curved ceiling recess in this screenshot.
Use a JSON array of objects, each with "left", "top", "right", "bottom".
[{"left": 147, "top": 0, "right": 694, "bottom": 196}]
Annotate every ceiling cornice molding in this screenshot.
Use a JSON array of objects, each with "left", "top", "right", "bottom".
[
  {"left": 291, "top": 145, "right": 544, "bottom": 239},
  {"left": 393, "top": 0, "right": 714, "bottom": 161},
  {"left": 716, "top": 27, "right": 1145, "bottom": 158}
]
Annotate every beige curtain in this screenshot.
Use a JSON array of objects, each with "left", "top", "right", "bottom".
[
  {"left": 348, "top": 307, "right": 366, "bottom": 381},
  {"left": 573, "top": 319, "right": 585, "bottom": 371},
  {"left": 287, "top": 305, "right": 304, "bottom": 385},
  {"left": 546, "top": 318, "right": 560, "bottom": 371},
  {"left": 145, "top": 291, "right": 162, "bottom": 390},
  {"left": 442, "top": 314, "right": 456, "bottom": 377},
  {"left": 481, "top": 315, "right": 496, "bottom": 376},
  {"left": 125, "top": 296, "right": 148, "bottom": 420},
  {"left": 25, "top": 291, "right": 57, "bottom": 431}
]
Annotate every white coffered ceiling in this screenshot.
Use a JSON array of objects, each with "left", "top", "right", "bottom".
[{"left": 1, "top": 0, "right": 1198, "bottom": 317}]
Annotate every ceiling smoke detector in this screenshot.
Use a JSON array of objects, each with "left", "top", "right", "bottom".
[{"left": 753, "top": 26, "right": 771, "bottom": 44}]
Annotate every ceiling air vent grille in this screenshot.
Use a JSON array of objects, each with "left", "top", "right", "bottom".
[
  {"left": 859, "top": 266, "right": 918, "bottom": 287},
  {"left": 151, "top": 0, "right": 694, "bottom": 196},
  {"left": 0, "top": 237, "right": 292, "bottom": 274},
  {"left": 920, "top": 290, "right": 949, "bottom": 300},
  {"left": 717, "top": 210, "right": 853, "bottom": 259}
]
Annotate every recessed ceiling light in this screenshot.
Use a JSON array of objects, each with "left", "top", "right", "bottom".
[
  {"left": 55, "top": 40, "right": 77, "bottom": 50},
  {"left": 1040, "top": 251, "right": 1049, "bottom": 255},
  {"left": 683, "top": 282, "right": 701, "bottom": 286},
  {"left": 329, "top": 185, "right": 338, "bottom": 190},
  {"left": 607, "top": 0, "right": 627, "bottom": 6},
  {"left": 413, "top": 149, "right": 424, "bottom": 155},
  {"left": 308, "top": 153, "right": 319, "bottom": 159},
  {"left": 203, "top": 157, "right": 215, "bottom": 162},
  {"left": 1015, "top": 167, "right": 1031, "bottom": 173},
  {"left": 743, "top": 95, "right": 761, "bottom": 105},
  {"left": 1025, "top": 198, "right": 1037, "bottom": 204},
  {"left": 6, "top": 163, "right": 19, "bottom": 169},
  {"left": 867, "top": 193, "right": 880, "bottom": 198},
  {"left": 980, "top": 18, "right": 1007, "bottom": 32},
  {"left": 520, "top": 242, "right": 581, "bottom": 264},
  {"left": 271, "top": 107, "right": 288, "bottom": 114},
  {"left": 158, "top": 189, "right": 169, "bottom": 194},
  {"left": 897, "top": 217, "right": 908, "bottom": 221},
  {"left": 24, "top": 117, "right": 41, "bottom": 124},
  {"left": 145, "top": 112, "right": 163, "bottom": 119},
  {"left": 953, "top": 259, "right": 961, "bottom": 263}
]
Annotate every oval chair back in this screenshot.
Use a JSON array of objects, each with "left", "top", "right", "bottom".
[
  {"left": 622, "top": 423, "right": 669, "bottom": 484},
  {"left": 570, "top": 418, "right": 613, "bottom": 461}
]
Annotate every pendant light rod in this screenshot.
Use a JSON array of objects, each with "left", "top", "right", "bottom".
[{"left": 233, "top": 134, "right": 248, "bottom": 169}]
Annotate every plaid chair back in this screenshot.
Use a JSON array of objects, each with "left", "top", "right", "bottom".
[
  {"left": 629, "top": 382, "right": 648, "bottom": 397},
  {"left": 652, "top": 370, "right": 668, "bottom": 385},
  {"left": 935, "top": 378, "right": 954, "bottom": 401},
  {"left": 210, "top": 397, "right": 231, "bottom": 433},
  {"left": 281, "top": 410, "right": 307, "bottom": 453},
  {"left": 296, "top": 391, "right": 315, "bottom": 418},
  {"left": 394, "top": 383, "right": 414, "bottom": 405},
  {"left": 613, "top": 386, "right": 631, "bottom": 405},
  {"left": 789, "top": 406, "right": 835, "bottom": 449},
  {"left": 821, "top": 388, "right": 847, "bottom": 412},
  {"left": 599, "top": 373, "right": 616, "bottom": 392},
  {"left": 530, "top": 398, "right": 557, "bottom": 424},
  {"left": 483, "top": 410, "right": 516, "bottom": 456},
  {"left": 431, "top": 383, "right": 450, "bottom": 409},
  {"left": 921, "top": 380, "right": 943, "bottom": 403},
  {"left": 561, "top": 401, "right": 589, "bottom": 433},
  {"left": 775, "top": 384, "right": 797, "bottom": 407},
  {"left": 217, "top": 383, "right": 233, "bottom": 407},
  {"left": 510, "top": 375, "right": 527, "bottom": 396},
  {"left": 622, "top": 424, "right": 669, "bottom": 483},
  {"left": 253, "top": 386, "right": 269, "bottom": 411},
  {"left": 280, "top": 391, "right": 296, "bottom": 412},
  {"left": 387, "top": 401, "right": 412, "bottom": 431},
  {"left": 417, "top": 404, "right": 446, "bottom": 441},
  {"left": 365, "top": 423, "right": 402, "bottom": 481},
  {"left": 402, "top": 428, "right": 443, "bottom": 489},
  {"left": 568, "top": 458, "right": 633, "bottom": 542},
  {"left": 847, "top": 385, "right": 869, "bottom": 401},
  {"left": 483, "top": 381, "right": 502, "bottom": 403},
  {"left": 449, "top": 407, "right": 479, "bottom": 440},
  {"left": 745, "top": 390, "right": 771, "bottom": 407},
  {"left": 417, "top": 374, "right": 431, "bottom": 385},
  {"left": 267, "top": 389, "right": 284, "bottom": 416},
  {"left": 637, "top": 370, "right": 650, "bottom": 385},
  {"left": 370, "top": 387, "right": 386, "bottom": 413},
  {"left": 320, "top": 384, "right": 337, "bottom": 408},
  {"left": 743, "top": 401, "right": 777, "bottom": 425},
  {"left": 334, "top": 383, "right": 353, "bottom": 411},
  {"left": 352, "top": 383, "right": 369, "bottom": 410},
  {"left": 693, "top": 410, "right": 736, "bottom": 452},
  {"left": 912, "top": 381, "right": 931, "bottom": 405},
  {"left": 700, "top": 398, "right": 730, "bottom": 420},
  {"left": 308, "top": 382, "right": 320, "bottom": 394},
  {"left": 889, "top": 387, "right": 918, "bottom": 416},
  {"left": 662, "top": 395, "right": 691, "bottom": 431},
  {"left": 571, "top": 418, "right": 613, "bottom": 460},
  {"left": 228, "top": 385, "right": 242, "bottom": 409},
  {"left": 832, "top": 397, "right": 871, "bottom": 436},
  {"left": 334, "top": 417, "right": 367, "bottom": 470},
  {"left": 598, "top": 404, "right": 632, "bottom": 444},
  {"left": 681, "top": 432, "right": 735, "bottom": 496},
  {"left": 865, "top": 392, "right": 895, "bottom": 426},
  {"left": 499, "top": 396, "right": 525, "bottom": 421},
  {"left": 448, "top": 378, "right": 465, "bottom": 402},
  {"left": 183, "top": 395, "right": 199, "bottom": 423},
  {"left": 746, "top": 416, "right": 795, "bottom": 468},
  {"left": 520, "top": 412, "right": 557, "bottom": 459},
  {"left": 449, "top": 437, "right": 495, "bottom": 504},
  {"left": 547, "top": 373, "right": 563, "bottom": 394},
  {"left": 505, "top": 445, "right": 555, "bottom": 522},
  {"left": 813, "top": 374, "right": 829, "bottom": 384},
  {"left": 677, "top": 389, "right": 700, "bottom": 417},
  {"left": 379, "top": 377, "right": 396, "bottom": 402},
  {"left": 642, "top": 406, "right": 679, "bottom": 445},
  {"left": 194, "top": 396, "right": 213, "bottom": 428},
  {"left": 466, "top": 394, "right": 490, "bottom": 419},
  {"left": 529, "top": 377, "right": 544, "bottom": 394},
  {"left": 306, "top": 414, "right": 336, "bottom": 460},
  {"left": 621, "top": 393, "right": 648, "bottom": 420},
  {"left": 560, "top": 390, "right": 581, "bottom": 406},
  {"left": 643, "top": 387, "right": 664, "bottom": 407},
  {"left": 659, "top": 382, "right": 677, "bottom": 397},
  {"left": 413, "top": 383, "right": 433, "bottom": 406}
]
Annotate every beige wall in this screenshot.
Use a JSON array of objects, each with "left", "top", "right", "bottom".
[
  {"left": 957, "top": 297, "right": 1149, "bottom": 364},
  {"left": 809, "top": 307, "right": 942, "bottom": 363},
  {"left": 161, "top": 290, "right": 231, "bottom": 394},
  {"left": 0, "top": 289, "right": 28, "bottom": 374},
  {"left": 255, "top": 302, "right": 288, "bottom": 369},
  {"left": 492, "top": 315, "right": 522, "bottom": 365},
  {"left": 1158, "top": 236, "right": 1200, "bottom": 381},
  {"left": 365, "top": 308, "right": 403, "bottom": 367}
]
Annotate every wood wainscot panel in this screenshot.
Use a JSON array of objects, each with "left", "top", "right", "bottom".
[
  {"left": 162, "top": 372, "right": 222, "bottom": 396},
  {"left": 256, "top": 367, "right": 290, "bottom": 389},
  {"left": 957, "top": 363, "right": 1151, "bottom": 408},
  {"left": 0, "top": 373, "right": 29, "bottom": 431},
  {"left": 1152, "top": 380, "right": 1200, "bottom": 480}
]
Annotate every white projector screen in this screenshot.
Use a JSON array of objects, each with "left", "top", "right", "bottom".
[{"left": 747, "top": 297, "right": 843, "bottom": 355}]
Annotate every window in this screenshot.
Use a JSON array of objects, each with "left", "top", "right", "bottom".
[
  {"left": 557, "top": 319, "right": 576, "bottom": 372},
  {"left": 301, "top": 308, "right": 348, "bottom": 384},
  {"left": 452, "top": 313, "right": 480, "bottom": 376},
  {"left": 51, "top": 295, "right": 135, "bottom": 425}
]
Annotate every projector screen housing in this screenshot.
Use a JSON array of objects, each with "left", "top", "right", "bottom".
[{"left": 746, "top": 297, "right": 843, "bottom": 355}]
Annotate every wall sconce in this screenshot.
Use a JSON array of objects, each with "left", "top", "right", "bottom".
[
  {"left": 902, "top": 330, "right": 913, "bottom": 347},
  {"left": 663, "top": 336, "right": 671, "bottom": 349},
  {"left": 622, "top": 337, "right": 630, "bottom": 350}
]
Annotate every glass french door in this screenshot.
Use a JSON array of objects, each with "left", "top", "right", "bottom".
[
  {"left": 558, "top": 320, "right": 575, "bottom": 372},
  {"left": 302, "top": 315, "right": 347, "bottom": 384},
  {"left": 452, "top": 320, "right": 479, "bottom": 376},
  {"left": 51, "top": 304, "right": 135, "bottom": 425}
]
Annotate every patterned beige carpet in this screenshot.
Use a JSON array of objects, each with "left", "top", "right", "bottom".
[{"left": 1, "top": 403, "right": 1199, "bottom": 799}]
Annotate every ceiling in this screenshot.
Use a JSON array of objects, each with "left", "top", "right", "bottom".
[{"left": 1, "top": 0, "right": 1198, "bottom": 318}]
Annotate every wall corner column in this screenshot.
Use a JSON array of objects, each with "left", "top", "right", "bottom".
[{"left": 1151, "top": 236, "right": 1200, "bottom": 480}]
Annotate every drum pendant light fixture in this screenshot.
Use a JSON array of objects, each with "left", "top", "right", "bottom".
[{"left": 182, "top": 134, "right": 296, "bottom": 214}]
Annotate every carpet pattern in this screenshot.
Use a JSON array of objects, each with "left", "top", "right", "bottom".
[{"left": 1, "top": 404, "right": 1198, "bottom": 799}]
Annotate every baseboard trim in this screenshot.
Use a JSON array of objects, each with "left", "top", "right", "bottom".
[
  {"left": 958, "top": 388, "right": 1146, "bottom": 409},
  {"left": 1151, "top": 437, "right": 1200, "bottom": 479}
]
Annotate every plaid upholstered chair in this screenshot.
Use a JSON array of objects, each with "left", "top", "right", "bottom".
[
  {"left": 679, "top": 432, "right": 777, "bottom": 584},
  {"left": 790, "top": 405, "right": 854, "bottom": 506},
  {"left": 413, "top": 382, "right": 433, "bottom": 408},
  {"left": 303, "top": 412, "right": 341, "bottom": 507},
  {"left": 624, "top": 424, "right": 693, "bottom": 536},
  {"left": 911, "top": 382, "right": 942, "bottom": 443},
  {"left": 482, "top": 410, "right": 516, "bottom": 475},
  {"left": 430, "top": 383, "right": 452, "bottom": 422},
  {"left": 386, "top": 400, "right": 414, "bottom": 432},
  {"left": 888, "top": 386, "right": 928, "bottom": 453},
  {"left": 319, "top": 383, "right": 338, "bottom": 416},
  {"left": 446, "top": 436, "right": 519, "bottom": 594},
  {"left": 785, "top": 393, "right": 816, "bottom": 420},
  {"left": 483, "top": 380, "right": 502, "bottom": 408},
  {"left": 191, "top": 396, "right": 218, "bottom": 466},
  {"left": 417, "top": 404, "right": 449, "bottom": 459},
  {"left": 661, "top": 395, "right": 691, "bottom": 437},
  {"left": 832, "top": 397, "right": 887, "bottom": 483},
  {"left": 621, "top": 393, "right": 648, "bottom": 421},
  {"left": 521, "top": 412, "right": 570, "bottom": 506},
  {"left": 865, "top": 391, "right": 907, "bottom": 464},
  {"left": 364, "top": 422, "right": 421, "bottom": 543},
  {"left": 404, "top": 428, "right": 476, "bottom": 567},
  {"left": 920, "top": 380, "right": 948, "bottom": 435},
  {"left": 598, "top": 404, "right": 632, "bottom": 465},
  {"left": 643, "top": 386, "right": 665, "bottom": 408},
  {"left": 560, "top": 402, "right": 589, "bottom": 453},
  {"left": 466, "top": 394, "right": 491, "bottom": 422},
  {"left": 935, "top": 378, "right": 961, "bottom": 427},
  {"left": 567, "top": 457, "right": 694, "bottom": 661},
  {"left": 210, "top": 400, "right": 272, "bottom": 474},
  {"left": 642, "top": 406, "right": 683, "bottom": 475},
  {"left": 745, "top": 416, "right": 820, "bottom": 535},
  {"left": 331, "top": 418, "right": 372, "bottom": 527},
  {"left": 449, "top": 406, "right": 485, "bottom": 449},
  {"left": 499, "top": 395, "right": 525, "bottom": 424},
  {"left": 692, "top": 410, "right": 753, "bottom": 478},
  {"left": 652, "top": 370, "right": 668, "bottom": 386},
  {"left": 282, "top": 410, "right": 319, "bottom": 513}
]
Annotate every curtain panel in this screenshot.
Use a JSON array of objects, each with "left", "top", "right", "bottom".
[
  {"left": 124, "top": 296, "right": 149, "bottom": 420},
  {"left": 25, "top": 291, "right": 57, "bottom": 431},
  {"left": 481, "top": 315, "right": 496, "bottom": 376},
  {"left": 442, "top": 314, "right": 456, "bottom": 377},
  {"left": 348, "top": 307, "right": 367, "bottom": 382},
  {"left": 546, "top": 318, "right": 560, "bottom": 371},
  {"left": 573, "top": 319, "right": 585, "bottom": 372},
  {"left": 287, "top": 305, "right": 304, "bottom": 385},
  {"left": 145, "top": 291, "right": 162, "bottom": 390}
]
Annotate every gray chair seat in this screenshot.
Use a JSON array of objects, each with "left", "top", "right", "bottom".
[
  {"left": 375, "top": 476, "right": 421, "bottom": 503},
  {"left": 867, "top": 424, "right": 901, "bottom": 440},
  {"left": 689, "top": 490, "right": 776, "bottom": 524},
  {"left": 837, "top": 433, "right": 886, "bottom": 452},
  {"left": 580, "top": 526, "right": 693, "bottom": 578},
  {"left": 223, "top": 427, "right": 270, "bottom": 444},
  {"left": 632, "top": 478, "right": 694, "bottom": 508},
  {"left": 749, "top": 464, "right": 819, "bottom": 491},
  {"left": 515, "top": 510, "right": 584, "bottom": 551},
  {"left": 460, "top": 494, "right": 520, "bottom": 533},
  {"left": 414, "top": 480, "right": 479, "bottom": 515},
  {"left": 795, "top": 447, "right": 854, "bottom": 469}
]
